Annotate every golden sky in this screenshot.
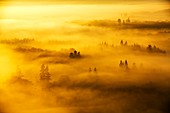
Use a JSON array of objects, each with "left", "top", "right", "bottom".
[
  {"left": 0, "top": 0, "right": 169, "bottom": 5},
  {"left": 0, "top": 0, "right": 169, "bottom": 31}
]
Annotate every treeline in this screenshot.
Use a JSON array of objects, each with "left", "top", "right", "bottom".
[
  {"left": 99, "top": 40, "right": 167, "bottom": 54},
  {"left": 81, "top": 19, "right": 170, "bottom": 30},
  {"left": 14, "top": 47, "right": 46, "bottom": 53},
  {"left": 0, "top": 38, "right": 35, "bottom": 44}
]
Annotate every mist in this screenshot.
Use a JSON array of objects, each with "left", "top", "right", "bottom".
[{"left": 0, "top": 2, "right": 170, "bottom": 113}]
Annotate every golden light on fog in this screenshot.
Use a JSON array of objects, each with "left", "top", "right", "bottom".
[
  {"left": 0, "top": 0, "right": 170, "bottom": 113},
  {"left": 0, "top": 54, "right": 13, "bottom": 80},
  {"left": 2, "top": 3, "right": 168, "bottom": 21}
]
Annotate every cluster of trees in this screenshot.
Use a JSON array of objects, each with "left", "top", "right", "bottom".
[
  {"left": 99, "top": 42, "right": 114, "bottom": 48},
  {"left": 147, "top": 45, "right": 166, "bottom": 54},
  {"left": 120, "top": 41, "right": 166, "bottom": 54},
  {"left": 119, "top": 60, "right": 129, "bottom": 70},
  {"left": 100, "top": 42, "right": 109, "bottom": 46},
  {"left": 69, "top": 50, "right": 81, "bottom": 58},
  {"left": 120, "top": 40, "right": 128, "bottom": 46},
  {"left": 89, "top": 67, "right": 97, "bottom": 72},
  {"left": 118, "top": 18, "right": 131, "bottom": 24}
]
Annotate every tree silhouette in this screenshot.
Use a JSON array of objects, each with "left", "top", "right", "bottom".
[
  {"left": 120, "top": 40, "right": 123, "bottom": 45},
  {"left": 44, "top": 65, "right": 51, "bottom": 81},
  {"left": 8, "top": 66, "right": 32, "bottom": 86},
  {"left": 118, "top": 19, "right": 121, "bottom": 24},
  {"left": 124, "top": 41, "right": 127, "bottom": 46},
  {"left": 74, "top": 50, "right": 77, "bottom": 57},
  {"left": 94, "top": 67, "right": 97, "bottom": 72},
  {"left": 147, "top": 45, "right": 153, "bottom": 52},
  {"left": 126, "top": 18, "right": 130, "bottom": 23},
  {"left": 40, "top": 64, "right": 45, "bottom": 80},
  {"left": 119, "top": 60, "right": 124, "bottom": 68},
  {"left": 125, "top": 60, "right": 129, "bottom": 69},
  {"left": 89, "top": 67, "right": 92, "bottom": 72},
  {"left": 77, "top": 52, "right": 81, "bottom": 57},
  {"left": 69, "top": 52, "right": 74, "bottom": 58},
  {"left": 40, "top": 64, "right": 51, "bottom": 82}
]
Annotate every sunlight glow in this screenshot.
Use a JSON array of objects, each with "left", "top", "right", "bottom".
[
  {"left": 0, "top": 48, "right": 15, "bottom": 81},
  {"left": 0, "top": 1, "right": 169, "bottom": 113}
]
